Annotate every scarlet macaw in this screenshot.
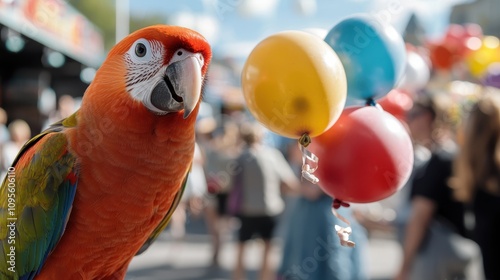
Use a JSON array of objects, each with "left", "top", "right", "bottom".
[{"left": 0, "top": 25, "right": 211, "bottom": 279}]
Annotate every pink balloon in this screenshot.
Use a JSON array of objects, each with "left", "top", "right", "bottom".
[
  {"left": 378, "top": 89, "right": 414, "bottom": 122},
  {"left": 464, "top": 23, "right": 483, "bottom": 38}
]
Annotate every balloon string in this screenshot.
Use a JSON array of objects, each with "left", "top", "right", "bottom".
[
  {"left": 298, "top": 134, "right": 319, "bottom": 184},
  {"left": 331, "top": 199, "right": 356, "bottom": 247}
]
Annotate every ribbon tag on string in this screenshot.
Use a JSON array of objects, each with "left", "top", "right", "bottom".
[
  {"left": 332, "top": 199, "right": 356, "bottom": 247},
  {"left": 298, "top": 134, "right": 319, "bottom": 184},
  {"left": 335, "top": 225, "right": 356, "bottom": 248},
  {"left": 296, "top": 133, "right": 354, "bottom": 247}
]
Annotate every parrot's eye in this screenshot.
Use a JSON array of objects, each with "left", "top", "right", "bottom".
[
  {"left": 126, "top": 38, "right": 157, "bottom": 63},
  {"left": 135, "top": 43, "right": 147, "bottom": 57}
]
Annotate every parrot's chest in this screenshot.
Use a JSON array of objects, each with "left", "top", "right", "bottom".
[
  {"left": 76, "top": 146, "right": 190, "bottom": 234},
  {"left": 44, "top": 137, "right": 194, "bottom": 277}
]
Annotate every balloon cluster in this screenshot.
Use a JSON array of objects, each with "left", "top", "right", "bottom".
[
  {"left": 241, "top": 15, "right": 413, "bottom": 209},
  {"left": 428, "top": 23, "right": 500, "bottom": 88},
  {"left": 427, "top": 23, "right": 482, "bottom": 70},
  {"left": 316, "top": 15, "right": 413, "bottom": 204}
]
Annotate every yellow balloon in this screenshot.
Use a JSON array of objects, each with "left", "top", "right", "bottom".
[
  {"left": 241, "top": 31, "right": 347, "bottom": 138},
  {"left": 467, "top": 36, "right": 500, "bottom": 78}
]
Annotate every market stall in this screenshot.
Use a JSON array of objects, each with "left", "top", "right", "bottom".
[{"left": 0, "top": 0, "right": 104, "bottom": 133}]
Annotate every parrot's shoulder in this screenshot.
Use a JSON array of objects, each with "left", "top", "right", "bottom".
[
  {"left": 9, "top": 111, "right": 79, "bottom": 169},
  {"left": 48, "top": 110, "right": 79, "bottom": 132}
]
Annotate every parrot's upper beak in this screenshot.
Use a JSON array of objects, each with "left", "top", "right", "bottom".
[{"left": 150, "top": 54, "right": 203, "bottom": 119}]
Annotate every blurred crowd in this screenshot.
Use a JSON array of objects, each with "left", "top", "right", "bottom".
[
  {"left": 153, "top": 50, "right": 499, "bottom": 279},
  {"left": 2, "top": 33, "right": 500, "bottom": 280},
  {"left": 0, "top": 95, "right": 76, "bottom": 178},
  {"left": 177, "top": 109, "right": 370, "bottom": 280},
  {"left": 161, "top": 42, "right": 500, "bottom": 280}
]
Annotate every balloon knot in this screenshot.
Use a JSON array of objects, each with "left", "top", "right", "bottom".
[
  {"left": 366, "top": 98, "right": 377, "bottom": 107},
  {"left": 366, "top": 98, "right": 384, "bottom": 110},
  {"left": 332, "top": 199, "right": 350, "bottom": 209},
  {"left": 298, "top": 133, "right": 312, "bottom": 147}
]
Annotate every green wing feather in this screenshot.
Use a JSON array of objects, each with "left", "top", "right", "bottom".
[
  {"left": 0, "top": 112, "right": 79, "bottom": 280},
  {"left": 136, "top": 171, "right": 189, "bottom": 255}
]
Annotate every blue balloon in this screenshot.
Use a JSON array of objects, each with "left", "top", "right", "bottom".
[{"left": 325, "top": 14, "right": 406, "bottom": 100}]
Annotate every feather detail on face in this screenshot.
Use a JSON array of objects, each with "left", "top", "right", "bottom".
[{"left": 124, "top": 39, "right": 165, "bottom": 100}]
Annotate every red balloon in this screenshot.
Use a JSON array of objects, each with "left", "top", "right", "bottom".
[
  {"left": 378, "top": 89, "right": 413, "bottom": 122},
  {"left": 428, "top": 42, "right": 456, "bottom": 70},
  {"left": 429, "top": 24, "right": 481, "bottom": 69},
  {"left": 311, "top": 106, "right": 414, "bottom": 203},
  {"left": 445, "top": 24, "right": 482, "bottom": 57}
]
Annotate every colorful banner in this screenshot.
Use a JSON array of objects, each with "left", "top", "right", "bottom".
[{"left": 0, "top": 0, "right": 104, "bottom": 68}]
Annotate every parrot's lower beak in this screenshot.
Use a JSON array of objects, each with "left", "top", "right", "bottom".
[{"left": 150, "top": 55, "right": 203, "bottom": 118}]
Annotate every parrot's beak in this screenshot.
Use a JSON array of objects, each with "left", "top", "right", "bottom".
[
  {"left": 176, "top": 55, "right": 203, "bottom": 119},
  {"left": 150, "top": 54, "right": 203, "bottom": 118}
]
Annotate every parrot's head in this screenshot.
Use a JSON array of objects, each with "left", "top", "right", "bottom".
[{"left": 90, "top": 25, "right": 211, "bottom": 120}]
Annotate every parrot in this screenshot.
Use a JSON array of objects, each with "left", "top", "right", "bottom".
[{"left": 0, "top": 25, "right": 211, "bottom": 279}]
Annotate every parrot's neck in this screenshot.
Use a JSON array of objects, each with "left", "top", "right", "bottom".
[{"left": 72, "top": 103, "right": 198, "bottom": 171}]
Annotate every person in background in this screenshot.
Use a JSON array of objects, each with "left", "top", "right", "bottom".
[
  {"left": 0, "top": 108, "right": 10, "bottom": 144},
  {"left": 450, "top": 93, "right": 500, "bottom": 280},
  {"left": 231, "top": 123, "right": 299, "bottom": 280},
  {"left": 169, "top": 142, "right": 207, "bottom": 239},
  {"left": 395, "top": 94, "right": 483, "bottom": 280},
  {"left": 44, "top": 95, "right": 76, "bottom": 129},
  {"left": 0, "top": 108, "right": 9, "bottom": 174},
  {"left": 2, "top": 119, "right": 31, "bottom": 170},
  {"left": 277, "top": 144, "right": 369, "bottom": 280},
  {"left": 197, "top": 117, "right": 242, "bottom": 266},
  {"left": 55, "top": 95, "right": 76, "bottom": 119}
]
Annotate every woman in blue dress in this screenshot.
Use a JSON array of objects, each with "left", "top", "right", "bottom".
[{"left": 277, "top": 147, "right": 369, "bottom": 280}]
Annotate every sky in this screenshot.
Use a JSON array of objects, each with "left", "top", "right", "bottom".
[{"left": 128, "top": 0, "right": 473, "bottom": 58}]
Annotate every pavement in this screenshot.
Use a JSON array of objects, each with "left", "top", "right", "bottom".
[{"left": 125, "top": 215, "right": 402, "bottom": 280}]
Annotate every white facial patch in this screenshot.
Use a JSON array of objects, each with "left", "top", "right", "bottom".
[
  {"left": 123, "top": 39, "right": 205, "bottom": 116},
  {"left": 124, "top": 39, "right": 165, "bottom": 102}
]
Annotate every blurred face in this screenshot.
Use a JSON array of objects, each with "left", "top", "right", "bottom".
[
  {"left": 406, "top": 106, "right": 434, "bottom": 145},
  {"left": 59, "top": 97, "right": 75, "bottom": 114},
  {"left": 12, "top": 128, "right": 30, "bottom": 143}
]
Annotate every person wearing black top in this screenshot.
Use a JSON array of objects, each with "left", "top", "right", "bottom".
[
  {"left": 451, "top": 94, "right": 500, "bottom": 280},
  {"left": 410, "top": 149, "right": 467, "bottom": 237},
  {"left": 396, "top": 95, "right": 483, "bottom": 280}
]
